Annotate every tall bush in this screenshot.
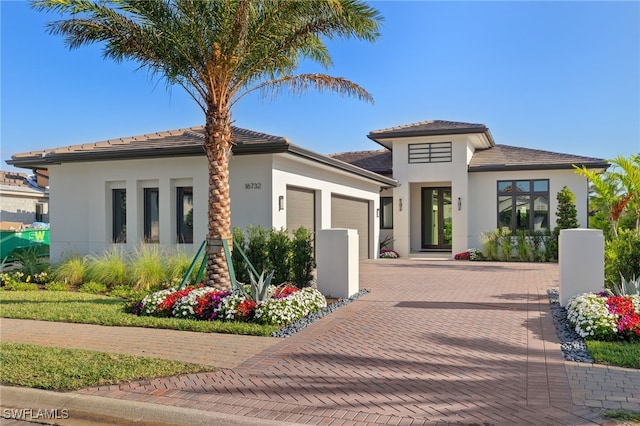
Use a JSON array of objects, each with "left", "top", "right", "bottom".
[
  {"left": 266, "top": 228, "right": 291, "bottom": 284},
  {"left": 290, "top": 227, "right": 315, "bottom": 288},
  {"left": 549, "top": 186, "right": 580, "bottom": 261},
  {"left": 556, "top": 186, "right": 579, "bottom": 229},
  {"left": 245, "top": 225, "right": 268, "bottom": 277},
  {"left": 232, "top": 225, "right": 315, "bottom": 287},
  {"left": 605, "top": 228, "right": 640, "bottom": 289}
]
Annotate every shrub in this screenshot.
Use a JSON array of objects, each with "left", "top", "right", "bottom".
[
  {"left": 79, "top": 281, "right": 108, "bottom": 294},
  {"left": 13, "top": 247, "right": 49, "bottom": 277},
  {"left": 290, "top": 227, "right": 315, "bottom": 288},
  {"left": 85, "top": 247, "right": 129, "bottom": 289},
  {"left": 44, "top": 281, "right": 71, "bottom": 291},
  {"left": 54, "top": 256, "right": 86, "bottom": 286},
  {"left": 245, "top": 225, "right": 268, "bottom": 277},
  {"left": 556, "top": 186, "right": 579, "bottom": 229},
  {"left": 481, "top": 229, "right": 500, "bottom": 260},
  {"left": 516, "top": 230, "right": 533, "bottom": 262},
  {"left": 165, "top": 249, "right": 200, "bottom": 286},
  {"left": 605, "top": 229, "right": 640, "bottom": 289},
  {"left": 500, "top": 229, "right": 513, "bottom": 260},
  {"left": 266, "top": 228, "right": 291, "bottom": 284},
  {"left": 3, "top": 281, "right": 39, "bottom": 291},
  {"left": 130, "top": 244, "right": 168, "bottom": 290}
]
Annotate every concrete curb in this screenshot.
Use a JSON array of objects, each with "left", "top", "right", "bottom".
[{"left": 0, "top": 386, "right": 300, "bottom": 425}]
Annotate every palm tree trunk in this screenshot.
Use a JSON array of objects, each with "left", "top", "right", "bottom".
[{"left": 204, "top": 106, "right": 233, "bottom": 289}]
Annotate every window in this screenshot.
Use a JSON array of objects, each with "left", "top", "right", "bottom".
[
  {"left": 35, "top": 203, "right": 44, "bottom": 222},
  {"left": 177, "top": 187, "right": 193, "bottom": 243},
  {"left": 497, "top": 179, "right": 549, "bottom": 232},
  {"left": 112, "top": 189, "right": 126, "bottom": 243},
  {"left": 380, "top": 197, "right": 393, "bottom": 229},
  {"left": 144, "top": 188, "right": 159, "bottom": 243},
  {"left": 408, "top": 142, "right": 452, "bottom": 163}
]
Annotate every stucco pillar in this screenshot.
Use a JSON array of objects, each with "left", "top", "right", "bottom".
[
  {"left": 316, "top": 229, "right": 359, "bottom": 298},
  {"left": 559, "top": 229, "right": 605, "bottom": 306}
]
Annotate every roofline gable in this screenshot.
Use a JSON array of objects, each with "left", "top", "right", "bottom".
[{"left": 7, "top": 126, "right": 397, "bottom": 188}]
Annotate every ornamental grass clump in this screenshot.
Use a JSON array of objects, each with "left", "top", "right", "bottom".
[
  {"left": 134, "top": 284, "right": 326, "bottom": 326},
  {"left": 566, "top": 292, "right": 640, "bottom": 341}
]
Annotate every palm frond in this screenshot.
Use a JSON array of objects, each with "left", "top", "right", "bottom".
[{"left": 236, "top": 73, "right": 374, "bottom": 106}]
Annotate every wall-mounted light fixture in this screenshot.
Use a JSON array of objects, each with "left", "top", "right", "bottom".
[
  {"left": 399, "top": 198, "right": 403, "bottom": 212},
  {"left": 278, "top": 195, "right": 284, "bottom": 211},
  {"left": 458, "top": 197, "right": 462, "bottom": 211}
]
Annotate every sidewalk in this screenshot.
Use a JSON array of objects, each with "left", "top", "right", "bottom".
[{"left": 1, "top": 260, "right": 639, "bottom": 425}]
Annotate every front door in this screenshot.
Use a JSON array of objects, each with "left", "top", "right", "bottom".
[{"left": 421, "top": 187, "right": 452, "bottom": 250}]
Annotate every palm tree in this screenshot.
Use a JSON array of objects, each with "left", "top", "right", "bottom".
[{"left": 32, "top": 0, "right": 382, "bottom": 288}]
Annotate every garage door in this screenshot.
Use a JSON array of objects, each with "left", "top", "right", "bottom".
[
  {"left": 331, "top": 195, "right": 370, "bottom": 259},
  {"left": 286, "top": 186, "right": 315, "bottom": 234}
]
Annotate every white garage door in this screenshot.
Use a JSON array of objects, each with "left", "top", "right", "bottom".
[
  {"left": 286, "top": 186, "right": 315, "bottom": 234},
  {"left": 331, "top": 195, "right": 370, "bottom": 259}
]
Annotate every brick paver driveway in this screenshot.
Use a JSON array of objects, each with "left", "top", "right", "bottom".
[{"left": 78, "top": 259, "right": 615, "bottom": 425}]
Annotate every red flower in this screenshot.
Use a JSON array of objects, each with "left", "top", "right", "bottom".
[
  {"left": 236, "top": 299, "right": 257, "bottom": 321},
  {"left": 272, "top": 285, "right": 299, "bottom": 299},
  {"left": 606, "top": 295, "right": 640, "bottom": 338}
]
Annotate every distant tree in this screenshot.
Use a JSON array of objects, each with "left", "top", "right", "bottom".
[
  {"left": 33, "top": 0, "right": 382, "bottom": 289},
  {"left": 556, "top": 186, "right": 579, "bottom": 230}
]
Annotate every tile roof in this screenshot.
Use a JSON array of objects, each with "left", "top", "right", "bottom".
[
  {"left": 330, "top": 144, "right": 608, "bottom": 174},
  {"left": 0, "top": 170, "right": 46, "bottom": 194},
  {"left": 368, "top": 120, "right": 489, "bottom": 139},
  {"left": 0, "top": 170, "right": 30, "bottom": 188},
  {"left": 7, "top": 126, "right": 397, "bottom": 187},
  {"left": 328, "top": 149, "right": 392, "bottom": 175},
  {"left": 468, "top": 144, "right": 609, "bottom": 171},
  {"left": 9, "top": 126, "right": 289, "bottom": 166}
]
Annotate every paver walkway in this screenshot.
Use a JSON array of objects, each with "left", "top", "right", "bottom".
[{"left": 2, "top": 260, "right": 639, "bottom": 425}]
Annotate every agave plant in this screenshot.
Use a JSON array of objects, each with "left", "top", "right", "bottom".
[
  {"left": 235, "top": 269, "right": 275, "bottom": 303},
  {"left": 612, "top": 273, "right": 640, "bottom": 296}
]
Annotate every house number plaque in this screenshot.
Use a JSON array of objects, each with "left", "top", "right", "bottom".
[{"left": 244, "top": 183, "right": 262, "bottom": 189}]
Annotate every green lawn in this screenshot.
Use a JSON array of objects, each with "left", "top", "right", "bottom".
[
  {"left": 0, "top": 342, "right": 211, "bottom": 391},
  {"left": 586, "top": 340, "right": 640, "bottom": 369},
  {"left": 0, "top": 290, "right": 279, "bottom": 336}
]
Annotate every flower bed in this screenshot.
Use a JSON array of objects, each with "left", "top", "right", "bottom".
[
  {"left": 566, "top": 292, "right": 640, "bottom": 341},
  {"left": 379, "top": 249, "right": 399, "bottom": 259},
  {"left": 133, "top": 284, "right": 327, "bottom": 326},
  {"left": 454, "top": 248, "right": 482, "bottom": 261}
]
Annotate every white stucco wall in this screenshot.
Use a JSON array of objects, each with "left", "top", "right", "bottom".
[
  {"left": 47, "top": 152, "right": 386, "bottom": 263},
  {"left": 271, "top": 154, "right": 383, "bottom": 259},
  {"left": 48, "top": 157, "right": 208, "bottom": 263},
  {"left": 467, "top": 169, "right": 590, "bottom": 250},
  {"left": 388, "top": 134, "right": 473, "bottom": 257}
]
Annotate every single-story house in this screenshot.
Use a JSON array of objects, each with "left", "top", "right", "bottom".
[
  {"left": 331, "top": 120, "right": 608, "bottom": 257},
  {"left": 7, "top": 119, "right": 608, "bottom": 263},
  {"left": 0, "top": 170, "right": 49, "bottom": 226},
  {"left": 7, "top": 126, "right": 396, "bottom": 263}
]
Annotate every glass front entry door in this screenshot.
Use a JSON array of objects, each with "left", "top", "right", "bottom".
[{"left": 421, "top": 187, "right": 452, "bottom": 250}]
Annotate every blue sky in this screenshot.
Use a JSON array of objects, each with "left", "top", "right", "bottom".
[{"left": 2, "top": 1, "right": 639, "bottom": 174}]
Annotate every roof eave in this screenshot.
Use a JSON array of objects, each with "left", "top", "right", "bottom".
[
  {"left": 468, "top": 161, "right": 611, "bottom": 172},
  {"left": 368, "top": 127, "right": 495, "bottom": 149},
  {"left": 288, "top": 145, "right": 398, "bottom": 187}
]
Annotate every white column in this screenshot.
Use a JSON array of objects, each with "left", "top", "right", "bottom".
[
  {"left": 316, "top": 229, "right": 359, "bottom": 298},
  {"left": 559, "top": 229, "right": 604, "bottom": 306}
]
